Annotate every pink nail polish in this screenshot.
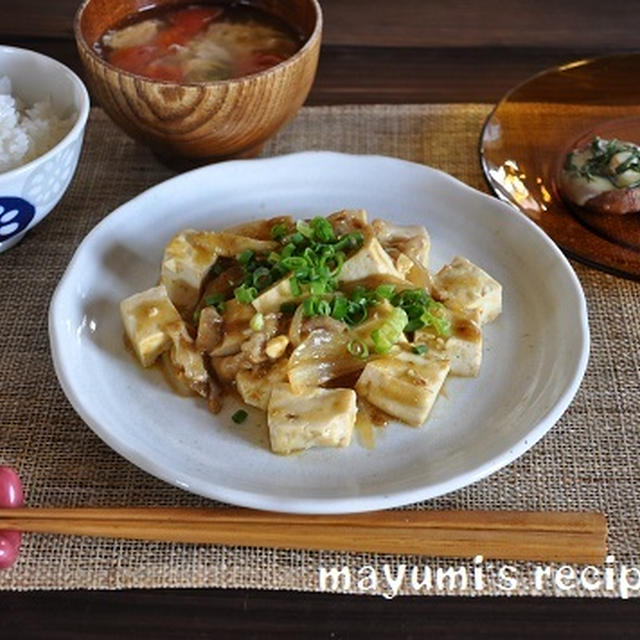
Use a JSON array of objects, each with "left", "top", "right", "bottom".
[{"left": 0, "top": 466, "right": 23, "bottom": 569}]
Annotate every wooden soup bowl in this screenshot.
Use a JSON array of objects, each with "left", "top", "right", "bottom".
[{"left": 74, "top": 0, "right": 322, "bottom": 163}]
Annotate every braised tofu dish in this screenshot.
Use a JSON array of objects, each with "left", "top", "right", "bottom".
[{"left": 120, "top": 210, "right": 502, "bottom": 454}]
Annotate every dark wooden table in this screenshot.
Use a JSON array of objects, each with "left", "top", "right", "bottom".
[{"left": 2, "top": 1, "right": 639, "bottom": 636}]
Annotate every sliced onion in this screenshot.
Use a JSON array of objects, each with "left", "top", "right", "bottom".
[
  {"left": 287, "top": 302, "right": 306, "bottom": 347},
  {"left": 287, "top": 329, "right": 365, "bottom": 393},
  {"left": 403, "top": 253, "right": 434, "bottom": 289}
]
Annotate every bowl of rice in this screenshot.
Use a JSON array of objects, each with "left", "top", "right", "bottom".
[{"left": 0, "top": 46, "right": 89, "bottom": 252}]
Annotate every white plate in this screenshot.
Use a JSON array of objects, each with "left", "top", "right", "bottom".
[{"left": 49, "top": 152, "right": 589, "bottom": 514}]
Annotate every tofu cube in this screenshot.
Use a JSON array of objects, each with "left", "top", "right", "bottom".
[
  {"left": 433, "top": 256, "right": 502, "bottom": 324},
  {"left": 372, "top": 219, "right": 431, "bottom": 269},
  {"left": 415, "top": 316, "right": 482, "bottom": 377},
  {"left": 327, "top": 209, "right": 369, "bottom": 235},
  {"left": 236, "top": 360, "right": 289, "bottom": 410},
  {"left": 120, "top": 284, "right": 183, "bottom": 367},
  {"left": 252, "top": 276, "right": 302, "bottom": 314},
  {"left": 355, "top": 349, "right": 450, "bottom": 426},
  {"left": 267, "top": 384, "right": 357, "bottom": 454},
  {"left": 161, "top": 230, "right": 219, "bottom": 312},
  {"left": 339, "top": 237, "right": 403, "bottom": 282},
  {"left": 162, "top": 230, "right": 276, "bottom": 311}
]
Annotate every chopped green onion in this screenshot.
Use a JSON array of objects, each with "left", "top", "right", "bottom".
[
  {"left": 250, "top": 312, "right": 264, "bottom": 331},
  {"left": 270, "top": 263, "right": 288, "bottom": 279},
  {"left": 252, "top": 267, "right": 272, "bottom": 290},
  {"left": 347, "top": 338, "right": 370, "bottom": 360},
  {"left": 317, "top": 300, "right": 331, "bottom": 316},
  {"left": 310, "top": 279, "right": 328, "bottom": 295},
  {"left": 390, "top": 288, "right": 450, "bottom": 336},
  {"left": 303, "top": 297, "right": 317, "bottom": 316},
  {"left": 296, "top": 219, "right": 314, "bottom": 238},
  {"left": 270, "top": 223, "right": 288, "bottom": 241},
  {"left": 290, "top": 232, "right": 305, "bottom": 245},
  {"left": 311, "top": 216, "right": 335, "bottom": 242},
  {"left": 281, "top": 256, "right": 308, "bottom": 272},
  {"left": 280, "top": 301, "right": 297, "bottom": 314},
  {"left": 289, "top": 277, "right": 302, "bottom": 296},
  {"left": 412, "top": 344, "right": 428, "bottom": 355},
  {"left": 371, "top": 330, "right": 391, "bottom": 354},
  {"left": 237, "top": 249, "right": 254, "bottom": 265},
  {"left": 425, "top": 313, "right": 451, "bottom": 337},
  {"left": 303, "top": 246, "right": 318, "bottom": 263},
  {"left": 329, "top": 251, "right": 345, "bottom": 277},
  {"left": 345, "top": 301, "right": 368, "bottom": 326},
  {"left": 232, "top": 409, "right": 248, "bottom": 424},
  {"left": 204, "top": 292, "right": 225, "bottom": 306},
  {"left": 281, "top": 243, "right": 296, "bottom": 259},
  {"left": 331, "top": 295, "right": 349, "bottom": 320},
  {"left": 371, "top": 307, "right": 408, "bottom": 354},
  {"left": 335, "top": 231, "right": 364, "bottom": 252},
  {"left": 320, "top": 244, "right": 336, "bottom": 259},
  {"left": 405, "top": 318, "right": 424, "bottom": 333},
  {"left": 234, "top": 284, "right": 257, "bottom": 304},
  {"left": 193, "top": 309, "right": 201, "bottom": 324},
  {"left": 405, "top": 303, "right": 425, "bottom": 320},
  {"left": 376, "top": 284, "right": 396, "bottom": 299},
  {"left": 350, "top": 285, "right": 369, "bottom": 305},
  {"left": 267, "top": 251, "right": 281, "bottom": 264}
]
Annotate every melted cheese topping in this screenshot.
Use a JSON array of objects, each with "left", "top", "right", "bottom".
[{"left": 561, "top": 141, "right": 640, "bottom": 206}]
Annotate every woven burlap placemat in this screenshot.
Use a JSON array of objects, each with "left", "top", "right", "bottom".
[{"left": 1, "top": 105, "right": 638, "bottom": 597}]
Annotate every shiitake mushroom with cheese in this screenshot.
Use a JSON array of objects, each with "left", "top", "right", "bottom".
[{"left": 559, "top": 137, "right": 640, "bottom": 215}]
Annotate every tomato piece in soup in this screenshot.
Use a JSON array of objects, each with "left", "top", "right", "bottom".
[
  {"left": 143, "top": 61, "right": 184, "bottom": 82},
  {"left": 170, "top": 6, "right": 223, "bottom": 37},
  {"left": 155, "top": 7, "right": 221, "bottom": 48},
  {"left": 108, "top": 44, "right": 164, "bottom": 74},
  {"left": 240, "top": 51, "right": 287, "bottom": 76}
]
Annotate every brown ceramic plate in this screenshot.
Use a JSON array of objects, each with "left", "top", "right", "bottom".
[{"left": 480, "top": 53, "right": 640, "bottom": 280}]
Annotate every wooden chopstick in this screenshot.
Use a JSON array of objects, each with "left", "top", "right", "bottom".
[{"left": 0, "top": 508, "right": 607, "bottom": 563}]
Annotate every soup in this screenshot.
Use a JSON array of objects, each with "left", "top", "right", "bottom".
[{"left": 95, "top": 2, "right": 304, "bottom": 82}]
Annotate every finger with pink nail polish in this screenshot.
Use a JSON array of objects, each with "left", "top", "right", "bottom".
[{"left": 0, "top": 466, "right": 24, "bottom": 569}]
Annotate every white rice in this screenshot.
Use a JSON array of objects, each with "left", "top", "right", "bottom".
[{"left": 0, "top": 75, "right": 76, "bottom": 173}]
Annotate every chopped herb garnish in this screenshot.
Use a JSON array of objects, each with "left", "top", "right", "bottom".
[
  {"left": 371, "top": 307, "right": 408, "bottom": 354},
  {"left": 375, "top": 283, "right": 396, "bottom": 299},
  {"left": 330, "top": 295, "right": 349, "bottom": 320},
  {"left": 302, "top": 297, "right": 317, "bottom": 317},
  {"left": 347, "top": 338, "right": 370, "bottom": 360},
  {"left": 237, "top": 249, "right": 254, "bottom": 265},
  {"left": 316, "top": 299, "right": 331, "bottom": 316},
  {"left": 289, "top": 277, "right": 302, "bottom": 296},
  {"left": 311, "top": 216, "right": 335, "bottom": 243},
  {"left": 296, "top": 219, "right": 314, "bottom": 238},
  {"left": 234, "top": 283, "right": 258, "bottom": 304},
  {"left": 270, "top": 223, "right": 288, "bottom": 241},
  {"left": 231, "top": 409, "right": 248, "bottom": 424},
  {"left": 204, "top": 293, "right": 225, "bottom": 306},
  {"left": 250, "top": 312, "right": 264, "bottom": 331},
  {"left": 392, "top": 289, "right": 451, "bottom": 337},
  {"left": 252, "top": 266, "right": 272, "bottom": 289},
  {"left": 412, "top": 344, "right": 428, "bottom": 355},
  {"left": 565, "top": 137, "right": 640, "bottom": 189}
]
